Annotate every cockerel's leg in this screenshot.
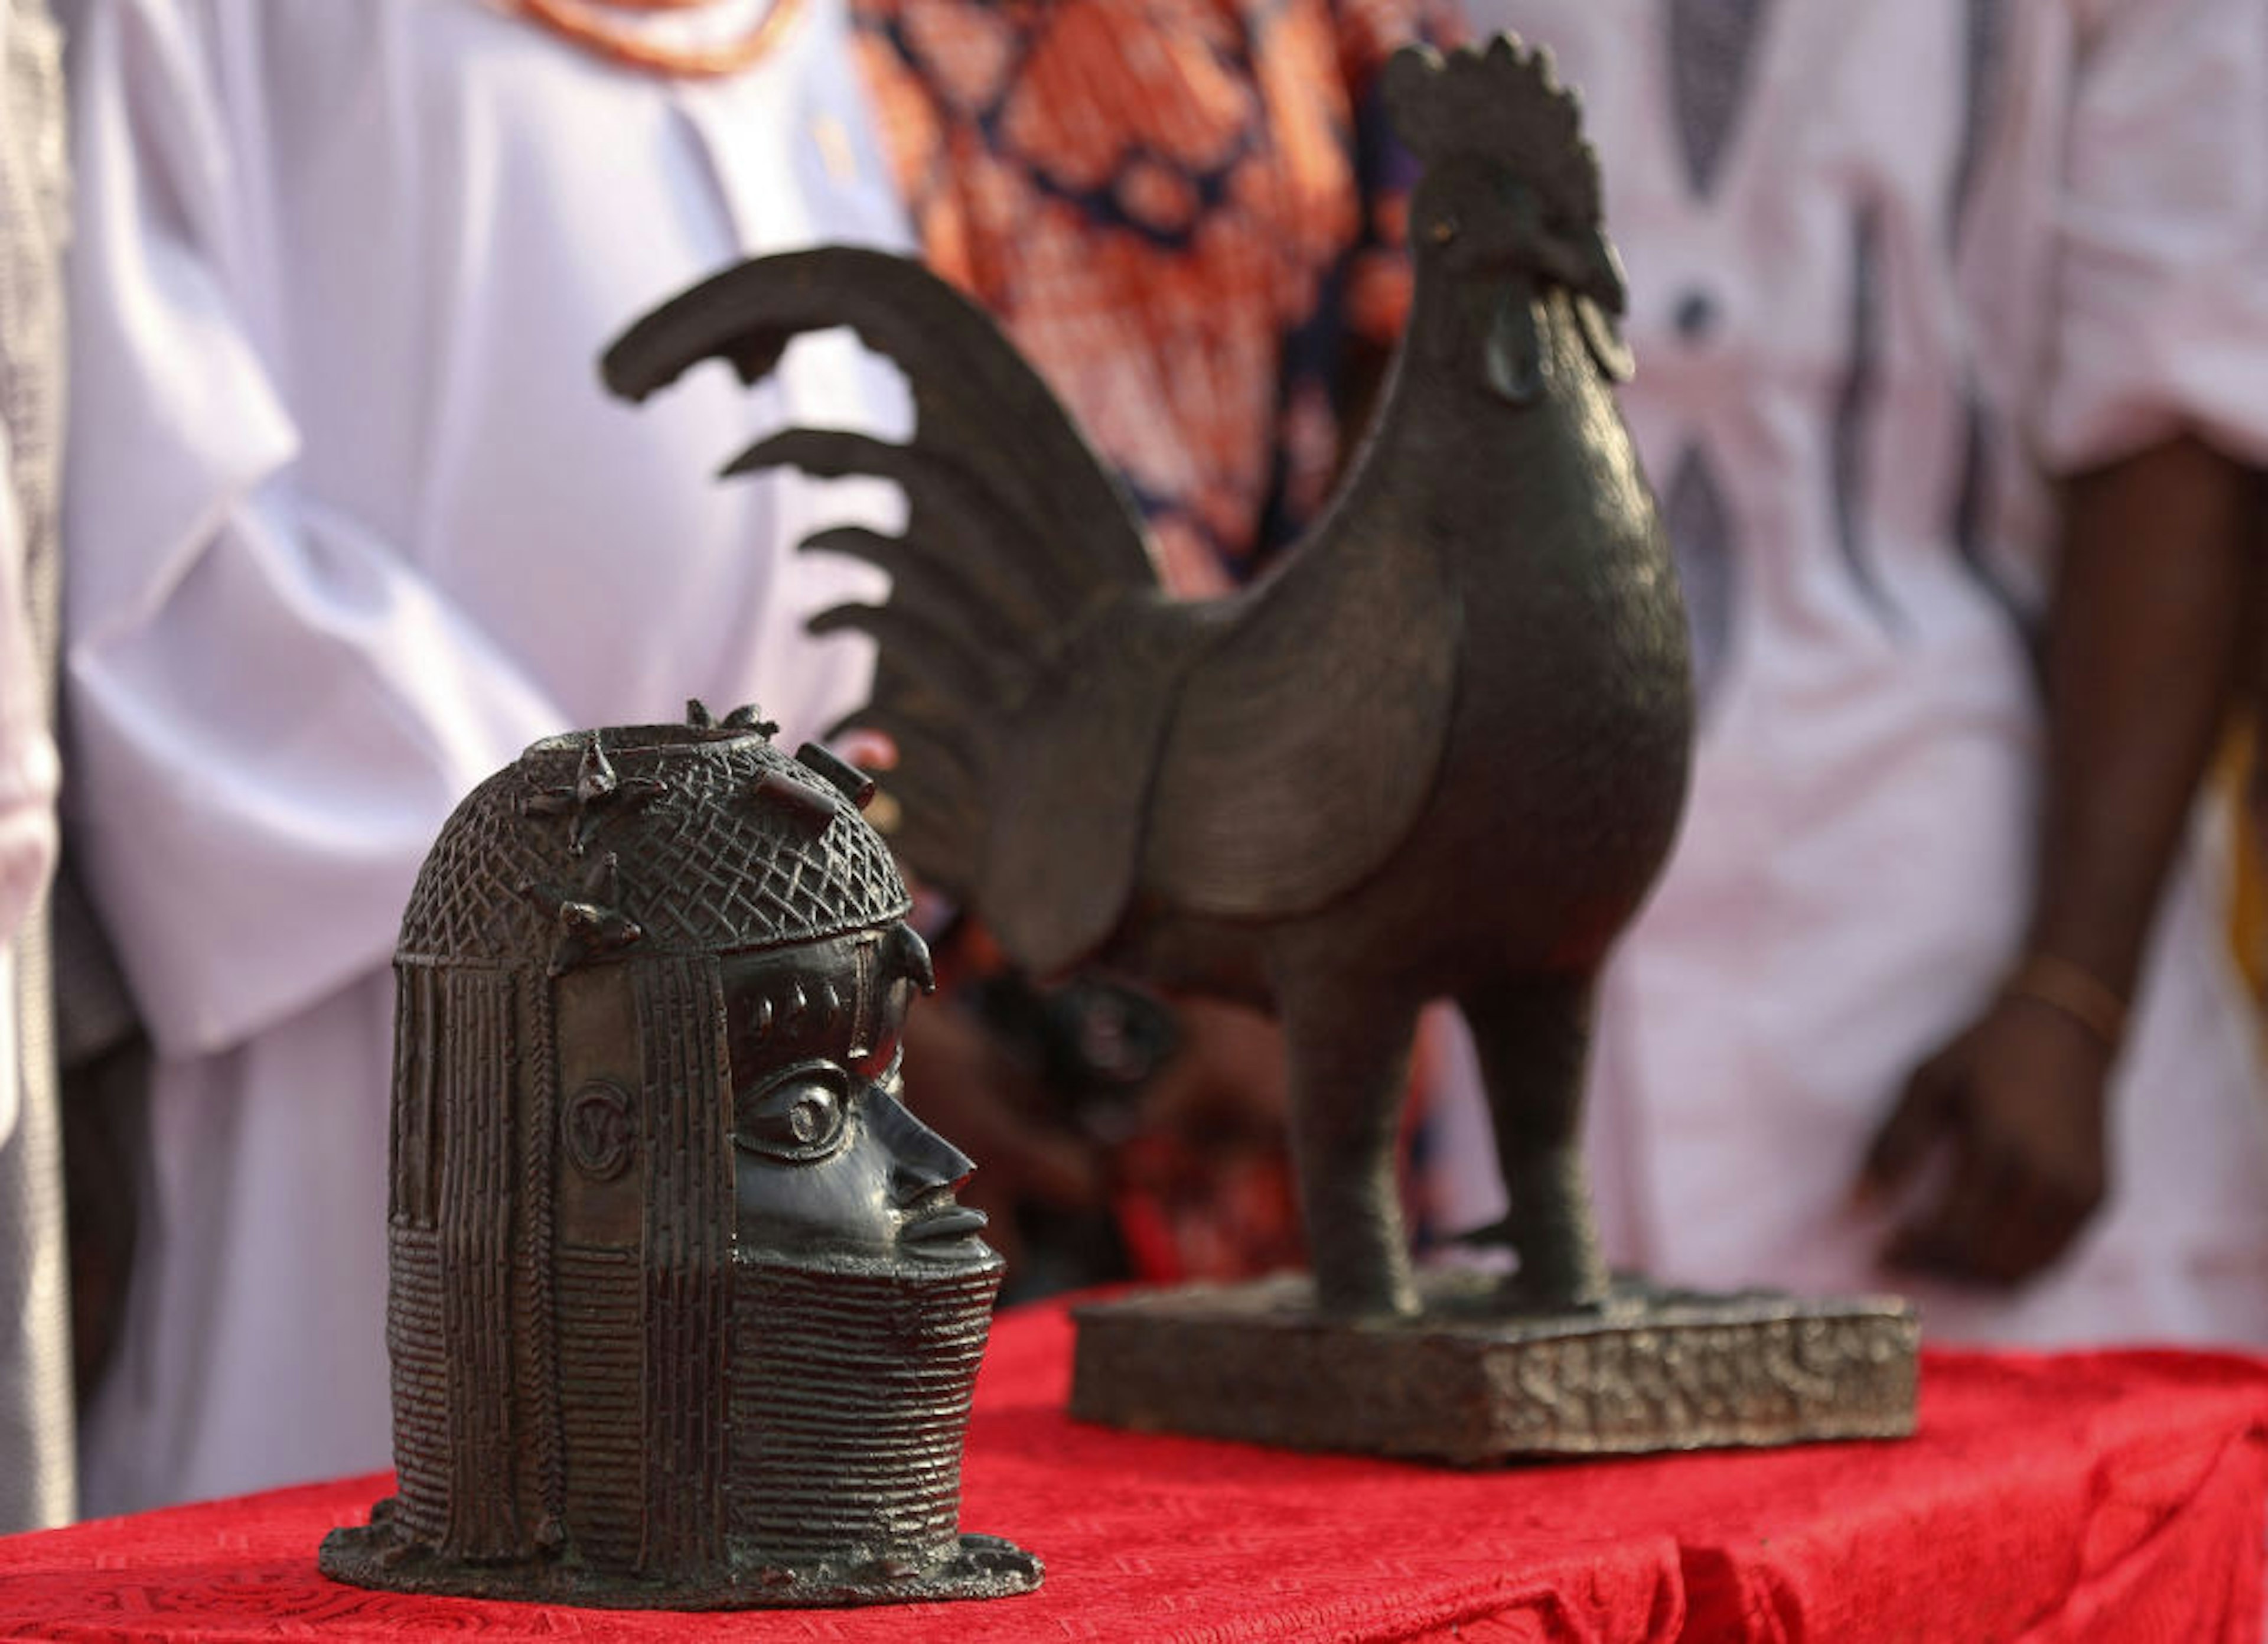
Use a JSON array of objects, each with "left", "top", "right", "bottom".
[
  {"left": 1461, "top": 974, "right": 1611, "bottom": 1313},
  {"left": 1276, "top": 980, "right": 1420, "bottom": 1318}
]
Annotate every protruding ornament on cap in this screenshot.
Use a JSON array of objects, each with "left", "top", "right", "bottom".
[
  {"left": 795, "top": 741, "right": 878, "bottom": 811},
  {"left": 523, "top": 733, "right": 669, "bottom": 855},
  {"left": 520, "top": 852, "right": 645, "bottom": 975}
]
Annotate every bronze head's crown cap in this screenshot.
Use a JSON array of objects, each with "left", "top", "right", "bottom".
[{"left": 397, "top": 712, "right": 908, "bottom": 971}]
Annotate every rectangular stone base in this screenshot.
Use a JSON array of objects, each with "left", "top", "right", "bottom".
[{"left": 1070, "top": 1269, "right": 1918, "bottom": 1464}]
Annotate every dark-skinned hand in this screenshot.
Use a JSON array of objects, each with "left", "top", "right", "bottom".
[{"left": 1856, "top": 996, "right": 2113, "bottom": 1286}]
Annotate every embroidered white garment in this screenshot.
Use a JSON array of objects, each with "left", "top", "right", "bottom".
[
  {"left": 62, "top": 0, "right": 909, "bottom": 1511},
  {"left": 1439, "top": 0, "right": 2268, "bottom": 1345}
]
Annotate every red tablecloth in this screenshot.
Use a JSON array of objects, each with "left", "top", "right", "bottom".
[{"left": 5, "top": 1303, "right": 2267, "bottom": 1642}]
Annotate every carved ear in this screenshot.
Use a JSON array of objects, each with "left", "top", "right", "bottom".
[{"left": 888, "top": 922, "right": 936, "bottom": 995}]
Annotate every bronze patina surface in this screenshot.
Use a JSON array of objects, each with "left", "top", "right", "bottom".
[
  {"left": 605, "top": 35, "right": 1916, "bottom": 1458},
  {"left": 319, "top": 709, "right": 1039, "bottom": 1608},
  {"left": 1072, "top": 1273, "right": 1918, "bottom": 1464}
]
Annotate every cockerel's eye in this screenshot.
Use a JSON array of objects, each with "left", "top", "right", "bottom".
[
  {"left": 734, "top": 1060, "right": 853, "bottom": 1162},
  {"left": 1429, "top": 215, "right": 1459, "bottom": 245}
]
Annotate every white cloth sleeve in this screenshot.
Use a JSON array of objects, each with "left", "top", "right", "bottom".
[
  {"left": 62, "top": 0, "right": 569, "bottom": 1058},
  {"left": 2039, "top": 0, "right": 2268, "bottom": 471}
]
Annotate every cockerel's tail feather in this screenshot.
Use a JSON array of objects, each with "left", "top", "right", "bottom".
[
  {"left": 604, "top": 247, "right": 1178, "bottom": 967},
  {"left": 824, "top": 695, "right": 989, "bottom": 890},
  {"left": 798, "top": 526, "right": 1058, "bottom": 644},
  {"left": 866, "top": 803, "right": 973, "bottom": 892},
  {"left": 807, "top": 600, "right": 1015, "bottom": 712},
  {"left": 742, "top": 433, "right": 1093, "bottom": 623},
  {"left": 719, "top": 427, "right": 900, "bottom": 483},
  {"left": 603, "top": 246, "right": 1153, "bottom": 584}
]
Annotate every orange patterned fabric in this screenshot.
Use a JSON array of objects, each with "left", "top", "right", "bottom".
[{"left": 850, "top": 0, "right": 1451, "bottom": 592}]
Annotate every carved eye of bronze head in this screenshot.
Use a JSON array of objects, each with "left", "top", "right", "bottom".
[{"left": 735, "top": 1057, "right": 855, "bottom": 1162}]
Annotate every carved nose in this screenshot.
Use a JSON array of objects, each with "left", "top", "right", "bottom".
[{"left": 873, "top": 1089, "right": 974, "bottom": 1200}]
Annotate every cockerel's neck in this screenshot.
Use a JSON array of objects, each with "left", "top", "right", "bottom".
[{"left": 1356, "top": 274, "right": 1650, "bottom": 577}]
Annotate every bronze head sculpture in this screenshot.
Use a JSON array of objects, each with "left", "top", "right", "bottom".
[
  {"left": 602, "top": 35, "right": 1692, "bottom": 1330},
  {"left": 319, "top": 709, "right": 1040, "bottom": 1607}
]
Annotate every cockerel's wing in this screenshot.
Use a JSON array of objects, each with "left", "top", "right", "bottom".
[
  {"left": 985, "top": 593, "right": 1220, "bottom": 974},
  {"left": 604, "top": 249, "right": 1185, "bottom": 976},
  {"left": 1142, "top": 486, "right": 1461, "bottom": 919}
]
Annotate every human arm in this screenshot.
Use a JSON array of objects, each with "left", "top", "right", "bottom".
[
  {"left": 1861, "top": 435, "right": 2259, "bottom": 1282},
  {"left": 1857, "top": 0, "right": 2268, "bottom": 1282}
]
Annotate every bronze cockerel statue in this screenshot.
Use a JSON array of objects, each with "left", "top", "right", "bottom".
[{"left": 605, "top": 37, "right": 1695, "bottom": 1324}]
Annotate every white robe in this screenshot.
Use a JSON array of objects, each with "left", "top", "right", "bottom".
[
  {"left": 0, "top": 0, "right": 71, "bottom": 1532},
  {"left": 0, "top": 427, "right": 56, "bottom": 1157},
  {"left": 0, "top": 0, "right": 64, "bottom": 1147},
  {"left": 62, "top": 0, "right": 910, "bottom": 1512},
  {"left": 1439, "top": 0, "right": 2268, "bottom": 1345}
]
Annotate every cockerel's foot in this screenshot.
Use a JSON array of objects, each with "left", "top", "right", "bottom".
[
  {"left": 1499, "top": 1273, "right": 1611, "bottom": 1317},
  {"left": 1498, "top": 1251, "right": 1613, "bottom": 1317},
  {"left": 1309, "top": 1262, "right": 1419, "bottom": 1320}
]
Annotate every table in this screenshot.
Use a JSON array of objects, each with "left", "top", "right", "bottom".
[{"left": 5, "top": 1301, "right": 2267, "bottom": 1641}]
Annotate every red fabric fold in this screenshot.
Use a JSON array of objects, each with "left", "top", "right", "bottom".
[{"left": 3, "top": 1306, "right": 2264, "bottom": 1642}]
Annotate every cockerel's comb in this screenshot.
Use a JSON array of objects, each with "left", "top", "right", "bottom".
[{"left": 1382, "top": 35, "right": 1601, "bottom": 229}]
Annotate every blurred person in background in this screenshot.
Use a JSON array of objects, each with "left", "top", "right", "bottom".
[
  {"left": 0, "top": 0, "right": 69, "bottom": 1531},
  {"left": 1441, "top": 0, "right": 2268, "bottom": 1343},
  {"left": 2235, "top": 529, "right": 2268, "bottom": 1014},
  {"left": 57, "top": 0, "right": 910, "bottom": 1513},
  {"left": 844, "top": 0, "right": 1454, "bottom": 1295}
]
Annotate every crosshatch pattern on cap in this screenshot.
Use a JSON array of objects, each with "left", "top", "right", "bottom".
[{"left": 397, "top": 729, "right": 911, "bottom": 966}]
